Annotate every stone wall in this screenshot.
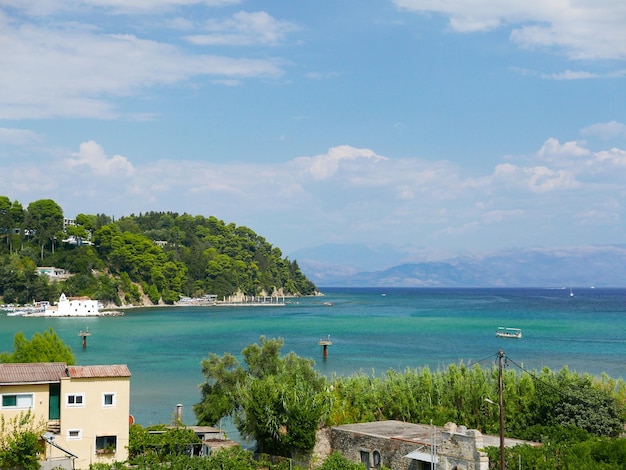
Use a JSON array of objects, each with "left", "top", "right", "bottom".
[
  {"left": 439, "top": 424, "right": 489, "bottom": 470},
  {"left": 310, "top": 427, "right": 332, "bottom": 467},
  {"left": 331, "top": 428, "right": 422, "bottom": 470}
]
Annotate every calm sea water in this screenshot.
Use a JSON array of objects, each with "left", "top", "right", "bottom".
[{"left": 1, "top": 287, "right": 625, "bottom": 427}]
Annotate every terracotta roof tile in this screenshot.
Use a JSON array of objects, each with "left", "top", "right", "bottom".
[
  {"left": 66, "top": 364, "right": 131, "bottom": 378},
  {"left": 0, "top": 362, "right": 66, "bottom": 384}
]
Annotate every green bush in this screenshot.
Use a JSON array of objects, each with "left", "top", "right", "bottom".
[
  {"left": 0, "top": 411, "right": 46, "bottom": 470},
  {"left": 318, "top": 452, "right": 365, "bottom": 470}
]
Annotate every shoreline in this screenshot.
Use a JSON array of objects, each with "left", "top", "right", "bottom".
[
  {"left": 1, "top": 292, "right": 323, "bottom": 317},
  {"left": 103, "top": 292, "right": 320, "bottom": 310}
]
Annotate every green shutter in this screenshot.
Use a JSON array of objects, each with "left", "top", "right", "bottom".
[
  {"left": 2, "top": 395, "right": 17, "bottom": 407},
  {"left": 49, "top": 383, "right": 61, "bottom": 420}
]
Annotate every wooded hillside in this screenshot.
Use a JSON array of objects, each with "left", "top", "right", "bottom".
[{"left": 0, "top": 196, "right": 317, "bottom": 306}]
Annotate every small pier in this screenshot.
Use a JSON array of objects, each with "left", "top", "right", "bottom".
[
  {"left": 78, "top": 327, "right": 91, "bottom": 348},
  {"left": 318, "top": 335, "right": 332, "bottom": 359}
]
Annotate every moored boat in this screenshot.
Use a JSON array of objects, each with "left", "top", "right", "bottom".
[{"left": 496, "top": 327, "right": 522, "bottom": 339}]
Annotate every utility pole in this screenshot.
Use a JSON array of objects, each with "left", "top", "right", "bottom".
[{"left": 498, "top": 349, "right": 505, "bottom": 470}]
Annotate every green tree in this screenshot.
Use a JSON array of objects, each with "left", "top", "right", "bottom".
[
  {"left": 0, "top": 197, "right": 24, "bottom": 254},
  {"left": 0, "top": 327, "right": 76, "bottom": 365},
  {"left": 75, "top": 213, "right": 99, "bottom": 232},
  {"left": 195, "top": 337, "right": 329, "bottom": 458},
  {"left": 65, "top": 224, "right": 91, "bottom": 246},
  {"left": 10, "top": 200, "right": 25, "bottom": 253},
  {"left": 128, "top": 424, "right": 201, "bottom": 462},
  {"left": 0, "top": 196, "right": 11, "bottom": 250},
  {"left": 0, "top": 411, "right": 46, "bottom": 470},
  {"left": 26, "top": 199, "right": 64, "bottom": 259},
  {"left": 93, "top": 274, "right": 120, "bottom": 305},
  {"left": 194, "top": 352, "right": 246, "bottom": 426},
  {"left": 526, "top": 367, "right": 623, "bottom": 437},
  {"left": 145, "top": 283, "right": 160, "bottom": 304}
]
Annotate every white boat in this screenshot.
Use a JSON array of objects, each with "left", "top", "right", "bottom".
[{"left": 496, "top": 327, "right": 522, "bottom": 339}]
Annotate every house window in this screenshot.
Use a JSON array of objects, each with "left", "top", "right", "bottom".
[
  {"left": 66, "top": 394, "right": 85, "bottom": 407},
  {"left": 67, "top": 429, "right": 82, "bottom": 440},
  {"left": 103, "top": 393, "right": 115, "bottom": 407},
  {"left": 360, "top": 450, "right": 372, "bottom": 470},
  {"left": 1, "top": 393, "right": 34, "bottom": 409},
  {"left": 95, "top": 435, "right": 117, "bottom": 454}
]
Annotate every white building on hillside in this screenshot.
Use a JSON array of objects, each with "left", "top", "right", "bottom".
[{"left": 45, "top": 293, "right": 100, "bottom": 316}]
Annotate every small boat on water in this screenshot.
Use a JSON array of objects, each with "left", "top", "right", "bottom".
[{"left": 496, "top": 327, "right": 522, "bottom": 339}]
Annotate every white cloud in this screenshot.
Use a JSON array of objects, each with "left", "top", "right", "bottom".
[
  {"left": 492, "top": 162, "right": 579, "bottom": 193},
  {"left": 3, "top": 138, "right": 626, "bottom": 253},
  {"left": 594, "top": 148, "right": 626, "bottom": 167},
  {"left": 537, "top": 138, "right": 591, "bottom": 161},
  {"left": 185, "top": 11, "right": 299, "bottom": 46},
  {"left": 1, "top": 0, "right": 240, "bottom": 16},
  {"left": 0, "top": 10, "right": 283, "bottom": 119},
  {"left": 540, "top": 70, "right": 599, "bottom": 80},
  {"left": 581, "top": 121, "right": 626, "bottom": 140},
  {"left": 529, "top": 137, "right": 626, "bottom": 178},
  {"left": 291, "top": 145, "right": 388, "bottom": 181},
  {"left": 575, "top": 208, "right": 620, "bottom": 225},
  {"left": 526, "top": 166, "right": 578, "bottom": 192},
  {"left": 394, "top": 0, "right": 537, "bottom": 32},
  {"left": 0, "top": 128, "right": 41, "bottom": 145},
  {"left": 66, "top": 140, "right": 135, "bottom": 176},
  {"left": 481, "top": 209, "right": 524, "bottom": 224},
  {"left": 393, "top": 0, "right": 626, "bottom": 60},
  {"left": 512, "top": 67, "right": 602, "bottom": 80}
]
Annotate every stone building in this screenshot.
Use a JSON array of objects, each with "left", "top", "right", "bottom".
[{"left": 331, "top": 420, "right": 535, "bottom": 470}]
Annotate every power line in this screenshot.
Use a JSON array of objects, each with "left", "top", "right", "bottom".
[
  {"left": 504, "top": 353, "right": 602, "bottom": 409},
  {"left": 472, "top": 352, "right": 500, "bottom": 366}
]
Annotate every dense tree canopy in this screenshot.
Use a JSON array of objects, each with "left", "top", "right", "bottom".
[
  {"left": 25, "top": 199, "right": 63, "bottom": 259},
  {"left": 0, "top": 197, "right": 317, "bottom": 306},
  {"left": 0, "top": 253, "right": 55, "bottom": 304},
  {"left": 0, "top": 327, "right": 76, "bottom": 364},
  {"left": 327, "top": 362, "right": 625, "bottom": 439},
  {"left": 0, "top": 196, "right": 24, "bottom": 254}
]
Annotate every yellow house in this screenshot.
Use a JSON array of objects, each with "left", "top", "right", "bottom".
[{"left": 0, "top": 362, "right": 131, "bottom": 469}]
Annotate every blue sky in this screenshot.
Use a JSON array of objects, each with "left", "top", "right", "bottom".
[{"left": 1, "top": 0, "right": 625, "bottom": 258}]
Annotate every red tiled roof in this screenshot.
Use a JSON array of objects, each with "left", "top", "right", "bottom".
[
  {"left": 0, "top": 362, "right": 67, "bottom": 384},
  {"left": 66, "top": 364, "right": 131, "bottom": 378}
]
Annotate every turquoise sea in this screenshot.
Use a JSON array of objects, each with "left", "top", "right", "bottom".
[{"left": 1, "top": 287, "right": 626, "bottom": 428}]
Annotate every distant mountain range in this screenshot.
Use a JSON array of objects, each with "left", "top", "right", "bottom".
[{"left": 290, "top": 244, "right": 626, "bottom": 288}]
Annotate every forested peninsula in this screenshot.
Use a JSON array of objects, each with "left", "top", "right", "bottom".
[{"left": 0, "top": 196, "right": 317, "bottom": 307}]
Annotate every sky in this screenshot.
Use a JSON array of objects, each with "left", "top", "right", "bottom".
[{"left": 1, "top": 0, "right": 626, "bottom": 258}]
